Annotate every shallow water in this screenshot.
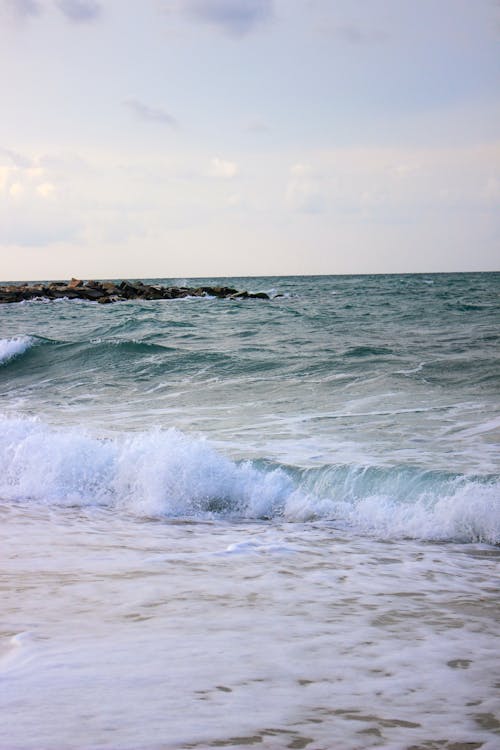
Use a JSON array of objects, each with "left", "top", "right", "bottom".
[
  {"left": 2, "top": 506, "right": 499, "bottom": 749},
  {"left": 1, "top": 273, "right": 499, "bottom": 748}
]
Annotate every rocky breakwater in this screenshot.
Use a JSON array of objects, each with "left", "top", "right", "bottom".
[{"left": 0, "top": 278, "right": 270, "bottom": 304}]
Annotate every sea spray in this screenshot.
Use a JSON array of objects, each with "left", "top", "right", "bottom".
[
  {"left": 0, "top": 418, "right": 293, "bottom": 518},
  {"left": 1, "top": 417, "right": 498, "bottom": 543},
  {"left": 0, "top": 337, "right": 34, "bottom": 365}
]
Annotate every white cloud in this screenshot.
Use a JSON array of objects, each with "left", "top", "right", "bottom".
[
  {"left": 1, "top": 143, "right": 498, "bottom": 274},
  {"left": 0, "top": 156, "right": 58, "bottom": 201},
  {"left": 0, "top": 167, "right": 76, "bottom": 246},
  {"left": 227, "top": 192, "right": 242, "bottom": 207},
  {"left": 320, "top": 22, "right": 388, "bottom": 45},
  {"left": 56, "top": 0, "right": 101, "bottom": 23},
  {"left": 26, "top": 167, "right": 44, "bottom": 180},
  {"left": 183, "top": 0, "right": 273, "bottom": 36},
  {"left": 4, "top": 0, "right": 102, "bottom": 23},
  {"left": 0, "top": 167, "right": 9, "bottom": 192},
  {"left": 388, "top": 162, "right": 423, "bottom": 178},
  {"left": 0, "top": 147, "right": 35, "bottom": 168},
  {"left": 245, "top": 117, "right": 270, "bottom": 133},
  {"left": 123, "top": 98, "right": 178, "bottom": 128},
  {"left": 9, "top": 182, "right": 24, "bottom": 198},
  {"left": 210, "top": 157, "right": 239, "bottom": 178},
  {"left": 36, "top": 182, "right": 56, "bottom": 198},
  {"left": 5, "top": 0, "right": 42, "bottom": 20},
  {"left": 359, "top": 189, "right": 388, "bottom": 208}
]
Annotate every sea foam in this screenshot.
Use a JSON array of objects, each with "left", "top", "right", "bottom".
[
  {"left": 0, "top": 417, "right": 498, "bottom": 544},
  {"left": 0, "top": 337, "right": 34, "bottom": 365}
]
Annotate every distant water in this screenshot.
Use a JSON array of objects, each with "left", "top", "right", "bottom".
[{"left": 1, "top": 273, "right": 499, "bottom": 749}]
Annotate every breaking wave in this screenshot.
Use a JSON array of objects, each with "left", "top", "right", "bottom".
[
  {"left": 0, "top": 335, "right": 280, "bottom": 379},
  {"left": 0, "top": 417, "right": 498, "bottom": 544},
  {"left": 0, "top": 337, "right": 35, "bottom": 365}
]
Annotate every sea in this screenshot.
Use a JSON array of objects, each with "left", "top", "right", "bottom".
[{"left": 0, "top": 272, "right": 499, "bottom": 750}]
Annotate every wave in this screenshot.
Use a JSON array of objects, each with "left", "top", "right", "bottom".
[
  {"left": 0, "top": 336, "right": 278, "bottom": 379},
  {"left": 88, "top": 339, "right": 175, "bottom": 354},
  {"left": 0, "top": 417, "right": 498, "bottom": 544},
  {"left": 343, "top": 345, "right": 394, "bottom": 358},
  {"left": 0, "top": 337, "right": 35, "bottom": 365}
]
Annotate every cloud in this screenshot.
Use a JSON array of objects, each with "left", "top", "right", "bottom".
[
  {"left": 0, "top": 159, "right": 56, "bottom": 201},
  {"left": 56, "top": 0, "right": 101, "bottom": 23},
  {"left": 0, "top": 209, "right": 79, "bottom": 246},
  {"left": 0, "top": 147, "right": 35, "bottom": 168},
  {"left": 5, "top": 0, "right": 42, "bottom": 19},
  {"left": 227, "top": 193, "right": 241, "bottom": 206},
  {"left": 123, "top": 99, "right": 178, "bottom": 128},
  {"left": 388, "top": 162, "right": 423, "bottom": 178},
  {"left": 245, "top": 117, "right": 270, "bottom": 133},
  {"left": 209, "top": 157, "right": 239, "bottom": 178},
  {"left": 4, "top": 0, "right": 102, "bottom": 23},
  {"left": 327, "top": 23, "right": 388, "bottom": 45},
  {"left": 0, "top": 150, "right": 79, "bottom": 247},
  {"left": 183, "top": 0, "right": 273, "bottom": 36},
  {"left": 306, "top": 5, "right": 388, "bottom": 45},
  {"left": 36, "top": 181, "right": 56, "bottom": 198},
  {"left": 9, "top": 182, "right": 24, "bottom": 198}
]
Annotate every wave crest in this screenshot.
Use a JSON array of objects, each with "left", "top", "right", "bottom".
[
  {"left": 0, "top": 337, "right": 34, "bottom": 365},
  {"left": 0, "top": 418, "right": 498, "bottom": 544}
]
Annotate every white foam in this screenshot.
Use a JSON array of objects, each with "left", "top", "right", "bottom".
[
  {"left": 284, "top": 484, "right": 500, "bottom": 543},
  {"left": 0, "top": 417, "right": 293, "bottom": 519},
  {"left": 221, "top": 540, "right": 296, "bottom": 555},
  {"left": 0, "top": 417, "right": 498, "bottom": 544},
  {"left": 0, "top": 336, "right": 34, "bottom": 365},
  {"left": 459, "top": 416, "right": 500, "bottom": 437},
  {"left": 0, "top": 631, "right": 36, "bottom": 673}
]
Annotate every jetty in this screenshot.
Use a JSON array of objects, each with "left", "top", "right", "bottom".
[{"left": 0, "top": 278, "right": 270, "bottom": 304}]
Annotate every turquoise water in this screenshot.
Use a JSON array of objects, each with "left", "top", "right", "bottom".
[
  {"left": 1, "top": 272, "right": 499, "bottom": 540},
  {"left": 1, "top": 273, "right": 499, "bottom": 749}
]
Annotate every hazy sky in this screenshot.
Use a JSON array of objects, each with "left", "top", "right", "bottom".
[{"left": 0, "top": 0, "right": 499, "bottom": 280}]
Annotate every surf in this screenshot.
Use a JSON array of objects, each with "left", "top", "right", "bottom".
[
  {"left": 0, "top": 337, "right": 35, "bottom": 365},
  {"left": 0, "top": 417, "right": 498, "bottom": 544}
]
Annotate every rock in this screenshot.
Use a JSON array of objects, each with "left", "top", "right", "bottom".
[
  {"left": 206, "top": 286, "right": 239, "bottom": 297},
  {"left": 229, "top": 291, "right": 249, "bottom": 299},
  {"left": 0, "top": 279, "right": 272, "bottom": 305},
  {"left": 166, "top": 287, "right": 188, "bottom": 299},
  {"left": 85, "top": 280, "right": 105, "bottom": 292},
  {"left": 50, "top": 288, "right": 81, "bottom": 299},
  {"left": 0, "top": 290, "right": 22, "bottom": 303},
  {"left": 248, "top": 292, "right": 269, "bottom": 300},
  {"left": 140, "top": 285, "right": 164, "bottom": 300},
  {"left": 229, "top": 290, "right": 269, "bottom": 300},
  {"left": 48, "top": 282, "right": 66, "bottom": 292},
  {"left": 101, "top": 282, "right": 122, "bottom": 295},
  {"left": 78, "top": 287, "right": 106, "bottom": 300},
  {"left": 119, "top": 281, "right": 140, "bottom": 298}
]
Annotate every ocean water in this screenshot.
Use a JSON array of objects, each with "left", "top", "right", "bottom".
[{"left": 0, "top": 273, "right": 499, "bottom": 749}]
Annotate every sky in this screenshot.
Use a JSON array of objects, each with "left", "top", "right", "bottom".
[{"left": 0, "top": 0, "right": 499, "bottom": 280}]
